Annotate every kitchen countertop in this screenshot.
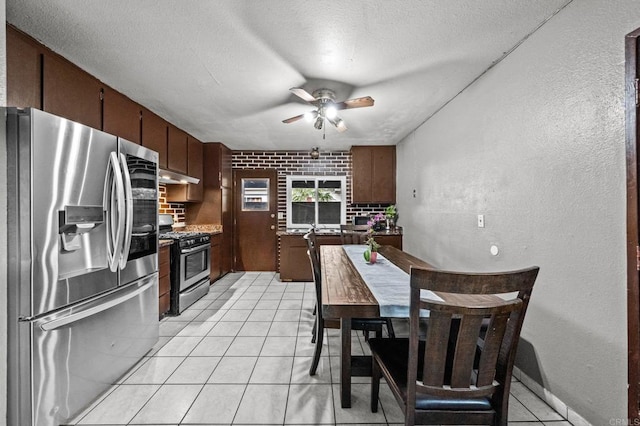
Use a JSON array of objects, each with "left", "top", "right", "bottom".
[
  {"left": 183, "top": 224, "right": 223, "bottom": 235},
  {"left": 277, "top": 227, "right": 403, "bottom": 236}
]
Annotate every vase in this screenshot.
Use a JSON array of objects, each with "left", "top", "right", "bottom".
[{"left": 363, "top": 249, "right": 377, "bottom": 263}]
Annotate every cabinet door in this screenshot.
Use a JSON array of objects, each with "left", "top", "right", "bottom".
[
  {"left": 210, "top": 234, "right": 222, "bottom": 281},
  {"left": 221, "top": 187, "right": 233, "bottom": 275},
  {"left": 7, "top": 26, "right": 41, "bottom": 108},
  {"left": 351, "top": 145, "right": 396, "bottom": 204},
  {"left": 141, "top": 108, "right": 168, "bottom": 169},
  {"left": 159, "top": 246, "right": 171, "bottom": 317},
  {"left": 371, "top": 146, "right": 396, "bottom": 204},
  {"left": 351, "top": 146, "right": 373, "bottom": 204},
  {"left": 103, "top": 87, "right": 141, "bottom": 143},
  {"left": 167, "top": 124, "right": 188, "bottom": 174},
  {"left": 187, "top": 136, "right": 203, "bottom": 201},
  {"left": 166, "top": 136, "right": 203, "bottom": 202},
  {"left": 279, "top": 235, "right": 312, "bottom": 281},
  {"left": 42, "top": 53, "right": 102, "bottom": 129}
]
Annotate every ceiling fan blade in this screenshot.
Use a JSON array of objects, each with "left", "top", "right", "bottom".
[
  {"left": 335, "top": 96, "right": 375, "bottom": 110},
  {"left": 283, "top": 109, "right": 318, "bottom": 124},
  {"left": 282, "top": 113, "right": 306, "bottom": 124},
  {"left": 289, "top": 87, "right": 317, "bottom": 103}
]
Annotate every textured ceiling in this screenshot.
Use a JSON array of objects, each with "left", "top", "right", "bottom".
[{"left": 7, "top": 0, "right": 571, "bottom": 150}]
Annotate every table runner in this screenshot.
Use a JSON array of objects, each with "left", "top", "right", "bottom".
[{"left": 342, "top": 245, "right": 442, "bottom": 317}]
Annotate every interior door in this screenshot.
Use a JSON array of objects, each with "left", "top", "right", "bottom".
[
  {"left": 234, "top": 169, "right": 278, "bottom": 271},
  {"left": 625, "top": 26, "right": 640, "bottom": 424}
]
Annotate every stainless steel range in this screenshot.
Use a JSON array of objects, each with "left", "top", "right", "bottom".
[{"left": 159, "top": 215, "right": 211, "bottom": 314}]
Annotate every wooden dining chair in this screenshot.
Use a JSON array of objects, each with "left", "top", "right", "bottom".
[
  {"left": 340, "top": 224, "right": 369, "bottom": 244},
  {"left": 303, "top": 230, "right": 395, "bottom": 376},
  {"left": 368, "top": 265, "right": 539, "bottom": 426}
]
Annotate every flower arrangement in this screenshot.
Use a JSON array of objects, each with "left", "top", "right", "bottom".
[
  {"left": 367, "top": 212, "right": 386, "bottom": 232},
  {"left": 363, "top": 213, "right": 384, "bottom": 263}
]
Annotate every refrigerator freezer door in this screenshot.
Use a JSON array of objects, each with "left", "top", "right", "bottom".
[
  {"left": 20, "top": 274, "right": 158, "bottom": 426},
  {"left": 15, "top": 109, "right": 120, "bottom": 317}
]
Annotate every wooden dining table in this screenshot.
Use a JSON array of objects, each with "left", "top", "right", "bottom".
[{"left": 320, "top": 244, "right": 436, "bottom": 408}]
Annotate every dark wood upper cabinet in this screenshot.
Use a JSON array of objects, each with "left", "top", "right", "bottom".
[
  {"left": 7, "top": 26, "right": 42, "bottom": 109},
  {"left": 351, "top": 145, "right": 396, "bottom": 204},
  {"left": 166, "top": 136, "right": 203, "bottom": 202},
  {"left": 141, "top": 108, "right": 168, "bottom": 168},
  {"left": 42, "top": 53, "right": 102, "bottom": 130},
  {"left": 167, "top": 124, "right": 188, "bottom": 174},
  {"left": 102, "top": 87, "right": 141, "bottom": 143},
  {"left": 187, "top": 136, "right": 204, "bottom": 200}
]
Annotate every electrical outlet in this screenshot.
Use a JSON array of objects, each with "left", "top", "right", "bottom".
[{"left": 477, "top": 214, "right": 485, "bottom": 228}]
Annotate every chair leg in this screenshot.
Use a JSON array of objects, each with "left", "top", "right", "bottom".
[
  {"left": 311, "top": 316, "right": 317, "bottom": 343},
  {"left": 371, "top": 356, "right": 381, "bottom": 413},
  {"left": 309, "top": 317, "right": 324, "bottom": 376},
  {"left": 385, "top": 318, "right": 395, "bottom": 338}
]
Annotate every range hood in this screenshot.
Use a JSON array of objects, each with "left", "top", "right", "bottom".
[{"left": 158, "top": 168, "right": 200, "bottom": 185}]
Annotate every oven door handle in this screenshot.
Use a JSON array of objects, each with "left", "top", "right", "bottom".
[{"left": 181, "top": 245, "right": 209, "bottom": 254}]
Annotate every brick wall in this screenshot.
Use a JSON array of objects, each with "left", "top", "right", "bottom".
[
  {"left": 232, "top": 150, "right": 390, "bottom": 229},
  {"left": 158, "top": 185, "right": 186, "bottom": 223}
]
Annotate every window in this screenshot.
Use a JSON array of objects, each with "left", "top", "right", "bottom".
[
  {"left": 241, "top": 178, "right": 269, "bottom": 211},
  {"left": 286, "top": 176, "right": 346, "bottom": 229}
]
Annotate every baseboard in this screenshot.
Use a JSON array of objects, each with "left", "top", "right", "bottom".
[{"left": 512, "top": 366, "right": 592, "bottom": 425}]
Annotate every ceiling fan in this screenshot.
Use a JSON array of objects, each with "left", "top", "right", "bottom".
[{"left": 282, "top": 87, "right": 374, "bottom": 133}]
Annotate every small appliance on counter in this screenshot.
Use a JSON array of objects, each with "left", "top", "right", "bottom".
[
  {"left": 353, "top": 215, "right": 370, "bottom": 226},
  {"left": 159, "top": 214, "right": 211, "bottom": 314}
]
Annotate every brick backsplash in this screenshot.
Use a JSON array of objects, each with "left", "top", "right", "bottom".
[
  {"left": 232, "top": 150, "right": 390, "bottom": 229},
  {"left": 158, "top": 185, "right": 186, "bottom": 223}
]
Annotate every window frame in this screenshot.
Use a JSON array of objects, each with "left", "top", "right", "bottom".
[{"left": 285, "top": 175, "right": 347, "bottom": 230}]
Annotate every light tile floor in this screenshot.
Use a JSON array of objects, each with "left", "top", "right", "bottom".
[{"left": 68, "top": 271, "right": 572, "bottom": 426}]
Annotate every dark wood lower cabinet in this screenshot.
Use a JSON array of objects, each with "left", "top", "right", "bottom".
[
  {"left": 210, "top": 233, "right": 222, "bottom": 282},
  {"left": 159, "top": 245, "right": 171, "bottom": 317},
  {"left": 279, "top": 235, "right": 313, "bottom": 282},
  {"left": 279, "top": 233, "right": 402, "bottom": 281}
]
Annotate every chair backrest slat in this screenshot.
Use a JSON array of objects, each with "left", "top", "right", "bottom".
[
  {"left": 421, "top": 310, "right": 452, "bottom": 386},
  {"left": 476, "top": 313, "right": 510, "bottom": 387},
  {"left": 451, "top": 315, "right": 485, "bottom": 388},
  {"left": 340, "top": 224, "right": 369, "bottom": 245}
]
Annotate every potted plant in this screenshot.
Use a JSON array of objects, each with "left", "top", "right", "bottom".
[{"left": 385, "top": 204, "right": 397, "bottom": 229}]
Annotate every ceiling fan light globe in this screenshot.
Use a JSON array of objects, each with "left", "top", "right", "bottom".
[
  {"left": 304, "top": 111, "right": 317, "bottom": 122},
  {"left": 314, "top": 116, "right": 324, "bottom": 130},
  {"left": 335, "top": 118, "right": 347, "bottom": 132},
  {"left": 325, "top": 105, "right": 338, "bottom": 120}
]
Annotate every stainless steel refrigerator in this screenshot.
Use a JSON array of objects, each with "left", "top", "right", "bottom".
[{"left": 6, "top": 108, "right": 160, "bottom": 426}]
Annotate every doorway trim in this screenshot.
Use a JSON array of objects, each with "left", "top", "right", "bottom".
[{"left": 625, "top": 26, "right": 640, "bottom": 423}]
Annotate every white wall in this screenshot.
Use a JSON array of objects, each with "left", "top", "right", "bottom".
[
  {"left": 396, "top": 1, "right": 634, "bottom": 424},
  {"left": 1, "top": 1, "right": 8, "bottom": 424}
]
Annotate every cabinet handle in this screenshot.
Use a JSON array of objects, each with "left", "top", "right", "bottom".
[{"left": 270, "top": 225, "right": 275, "bottom": 230}]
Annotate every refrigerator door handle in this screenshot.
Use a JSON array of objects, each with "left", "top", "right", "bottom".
[
  {"left": 119, "top": 153, "right": 133, "bottom": 269},
  {"left": 39, "top": 278, "right": 154, "bottom": 331},
  {"left": 104, "top": 152, "right": 126, "bottom": 272}
]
